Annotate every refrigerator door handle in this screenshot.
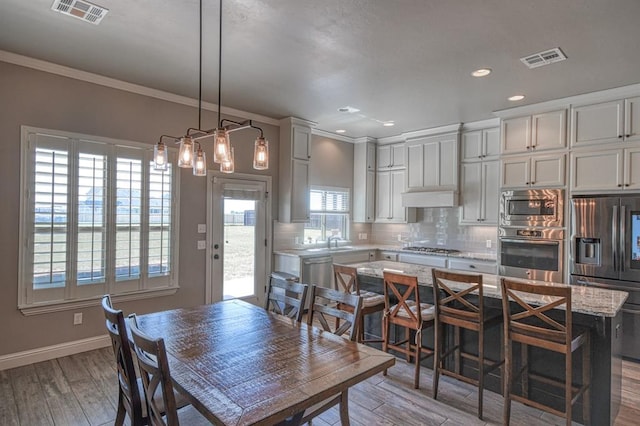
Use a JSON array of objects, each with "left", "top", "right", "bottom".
[
  {"left": 620, "top": 205, "right": 626, "bottom": 272},
  {"left": 613, "top": 205, "right": 619, "bottom": 272}
]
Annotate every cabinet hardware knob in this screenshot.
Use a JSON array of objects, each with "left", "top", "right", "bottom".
[
  {"left": 469, "top": 265, "right": 476, "bottom": 269},
  {"left": 625, "top": 183, "right": 630, "bottom": 187},
  {"left": 618, "top": 184, "right": 623, "bottom": 187},
  {"left": 619, "top": 135, "right": 623, "bottom": 139},
  {"left": 525, "top": 182, "right": 529, "bottom": 185},
  {"left": 526, "top": 146, "right": 531, "bottom": 150},
  {"left": 626, "top": 134, "right": 632, "bottom": 138},
  {"left": 213, "top": 254, "right": 219, "bottom": 259},
  {"left": 530, "top": 182, "right": 535, "bottom": 185}
]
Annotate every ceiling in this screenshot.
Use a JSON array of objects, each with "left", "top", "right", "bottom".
[{"left": 1, "top": 0, "right": 640, "bottom": 139}]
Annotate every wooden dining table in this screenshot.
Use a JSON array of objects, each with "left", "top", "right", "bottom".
[{"left": 136, "top": 299, "right": 395, "bottom": 425}]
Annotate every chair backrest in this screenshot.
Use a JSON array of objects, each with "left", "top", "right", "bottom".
[
  {"left": 101, "top": 295, "right": 144, "bottom": 423},
  {"left": 333, "top": 264, "right": 361, "bottom": 294},
  {"left": 265, "top": 273, "right": 308, "bottom": 322},
  {"left": 128, "top": 314, "right": 180, "bottom": 426},
  {"left": 307, "top": 285, "right": 363, "bottom": 341},
  {"left": 432, "top": 269, "right": 483, "bottom": 328},
  {"left": 383, "top": 271, "right": 423, "bottom": 328},
  {"left": 500, "top": 278, "right": 572, "bottom": 351}
]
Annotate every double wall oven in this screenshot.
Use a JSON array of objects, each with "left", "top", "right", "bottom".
[{"left": 499, "top": 189, "right": 565, "bottom": 282}]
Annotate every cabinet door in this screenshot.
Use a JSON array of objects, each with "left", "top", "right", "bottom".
[
  {"left": 406, "top": 142, "right": 426, "bottom": 189},
  {"left": 462, "top": 130, "right": 482, "bottom": 161},
  {"left": 439, "top": 136, "right": 459, "bottom": 188},
  {"left": 624, "top": 147, "right": 640, "bottom": 190},
  {"left": 501, "top": 157, "right": 530, "bottom": 188},
  {"left": 290, "top": 159, "right": 310, "bottom": 222},
  {"left": 625, "top": 96, "right": 640, "bottom": 143},
  {"left": 390, "top": 170, "right": 406, "bottom": 221},
  {"left": 483, "top": 127, "right": 501, "bottom": 158},
  {"left": 571, "top": 149, "right": 622, "bottom": 191},
  {"left": 482, "top": 160, "right": 500, "bottom": 224},
  {"left": 391, "top": 143, "right": 405, "bottom": 168},
  {"left": 375, "top": 171, "right": 391, "bottom": 221},
  {"left": 530, "top": 154, "right": 565, "bottom": 187},
  {"left": 571, "top": 100, "right": 624, "bottom": 147},
  {"left": 292, "top": 125, "right": 311, "bottom": 160},
  {"left": 460, "top": 162, "right": 482, "bottom": 223},
  {"left": 366, "top": 143, "right": 376, "bottom": 170},
  {"left": 501, "top": 116, "right": 531, "bottom": 154},
  {"left": 377, "top": 145, "right": 391, "bottom": 169},
  {"left": 365, "top": 170, "right": 376, "bottom": 221},
  {"left": 531, "top": 110, "right": 566, "bottom": 151}
]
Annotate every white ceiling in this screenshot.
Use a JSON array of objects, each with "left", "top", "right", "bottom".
[{"left": 1, "top": 0, "right": 640, "bottom": 139}]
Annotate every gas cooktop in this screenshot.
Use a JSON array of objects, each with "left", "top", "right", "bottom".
[{"left": 402, "top": 246, "right": 461, "bottom": 255}]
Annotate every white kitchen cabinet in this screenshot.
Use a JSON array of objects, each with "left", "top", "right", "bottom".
[
  {"left": 501, "top": 154, "right": 565, "bottom": 188},
  {"left": 406, "top": 132, "right": 459, "bottom": 191},
  {"left": 501, "top": 109, "right": 566, "bottom": 154},
  {"left": 375, "top": 169, "right": 416, "bottom": 223},
  {"left": 571, "top": 97, "right": 640, "bottom": 147},
  {"left": 353, "top": 140, "right": 376, "bottom": 222},
  {"left": 570, "top": 146, "right": 640, "bottom": 191},
  {"left": 377, "top": 251, "right": 398, "bottom": 261},
  {"left": 460, "top": 160, "right": 499, "bottom": 225},
  {"left": 332, "top": 250, "right": 375, "bottom": 265},
  {"left": 462, "top": 127, "right": 500, "bottom": 161},
  {"left": 448, "top": 258, "right": 497, "bottom": 275},
  {"left": 377, "top": 143, "right": 405, "bottom": 170},
  {"left": 397, "top": 253, "right": 448, "bottom": 268},
  {"left": 279, "top": 117, "right": 313, "bottom": 223}
]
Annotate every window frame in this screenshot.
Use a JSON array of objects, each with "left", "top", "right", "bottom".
[
  {"left": 304, "top": 186, "right": 350, "bottom": 242},
  {"left": 18, "top": 126, "right": 180, "bottom": 315}
]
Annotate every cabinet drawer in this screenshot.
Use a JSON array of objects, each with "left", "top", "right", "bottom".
[{"left": 448, "top": 259, "right": 497, "bottom": 274}]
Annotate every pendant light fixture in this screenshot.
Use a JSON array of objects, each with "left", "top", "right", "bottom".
[{"left": 153, "top": 0, "right": 269, "bottom": 175}]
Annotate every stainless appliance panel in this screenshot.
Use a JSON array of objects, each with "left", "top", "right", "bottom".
[
  {"left": 620, "top": 198, "right": 640, "bottom": 282},
  {"left": 500, "top": 189, "right": 564, "bottom": 228},
  {"left": 499, "top": 236, "right": 564, "bottom": 282},
  {"left": 302, "top": 256, "right": 333, "bottom": 309}
]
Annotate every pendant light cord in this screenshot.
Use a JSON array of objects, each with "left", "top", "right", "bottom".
[
  {"left": 217, "top": 0, "right": 222, "bottom": 127},
  {"left": 198, "top": 0, "right": 203, "bottom": 130}
]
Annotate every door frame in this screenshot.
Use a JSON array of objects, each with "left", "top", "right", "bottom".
[{"left": 205, "top": 171, "right": 272, "bottom": 304}]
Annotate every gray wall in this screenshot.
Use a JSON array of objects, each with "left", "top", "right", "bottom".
[
  {"left": 0, "top": 61, "right": 279, "bottom": 356},
  {"left": 309, "top": 134, "right": 354, "bottom": 188}
]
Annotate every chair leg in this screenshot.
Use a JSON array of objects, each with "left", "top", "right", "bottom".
[
  {"left": 521, "top": 343, "right": 529, "bottom": 398},
  {"left": 566, "top": 351, "right": 572, "bottom": 426},
  {"left": 454, "top": 325, "right": 461, "bottom": 375},
  {"left": 115, "top": 393, "right": 126, "bottom": 426},
  {"left": 405, "top": 327, "right": 411, "bottom": 363},
  {"left": 339, "top": 390, "right": 350, "bottom": 426},
  {"left": 503, "top": 339, "right": 512, "bottom": 426},
  {"left": 414, "top": 336, "right": 421, "bottom": 389},
  {"left": 478, "top": 328, "right": 484, "bottom": 420},
  {"left": 382, "top": 317, "right": 389, "bottom": 376},
  {"left": 433, "top": 322, "right": 442, "bottom": 400},
  {"left": 583, "top": 335, "right": 591, "bottom": 425},
  {"left": 359, "top": 315, "right": 365, "bottom": 343}
]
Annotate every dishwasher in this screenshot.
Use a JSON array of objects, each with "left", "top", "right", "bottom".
[{"left": 302, "top": 255, "right": 334, "bottom": 309}]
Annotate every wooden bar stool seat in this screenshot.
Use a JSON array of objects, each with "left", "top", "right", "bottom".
[
  {"left": 431, "top": 269, "right": 504, "bottom": 420},
  {"left": 382, "top": 271, "right": 435, "bottom": 390},
  {"left": 334, "top": 264, "right": 385, "bottom": 343},
  {"left": 501, "top": 278, "right": 591, "bottom": 426}
]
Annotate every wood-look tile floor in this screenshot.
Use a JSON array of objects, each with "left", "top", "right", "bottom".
[{"left": 0, "top": 347, "right": 638, "bottom": 426}]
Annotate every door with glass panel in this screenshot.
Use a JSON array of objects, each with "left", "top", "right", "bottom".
[{"left": 208, "top": 174, "right": 269, "bottom": 305}]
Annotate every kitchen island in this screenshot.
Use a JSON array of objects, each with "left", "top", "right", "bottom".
[{"left": 350, "top": 260, "right": 628, "bottom": 426}]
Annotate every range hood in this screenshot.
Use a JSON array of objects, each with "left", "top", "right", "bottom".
[{"left": 401, "top": 190, "right": 458, "bottom": 208}]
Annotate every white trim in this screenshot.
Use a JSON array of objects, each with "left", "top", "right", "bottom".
[
  {"left": 0, "top": 50, "right": 280, "bottom": 127},
  {"left": 312, "top": 128, "right": 357, "bottom": 143},
  {"left": 377, "top": 123, "right": 463, "bottom": 144},
  {"left": 0, "top": 335, "right": 111, "bottom": 371},
  {"left": 462, "top": 118, "right": 501, "bottom": 131}
]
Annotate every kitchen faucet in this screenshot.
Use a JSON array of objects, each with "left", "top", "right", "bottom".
[{"left": 327, "top": 235, "right": 341, "bottom": 248}]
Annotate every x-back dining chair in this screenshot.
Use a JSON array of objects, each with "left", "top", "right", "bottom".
[{"left": 265, "top": 272, "right": 308, "bottom": 322}]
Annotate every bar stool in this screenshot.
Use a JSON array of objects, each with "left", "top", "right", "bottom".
[
  {"left": 382, "top": 271, "right": 435, "bottom": 389},
  {"left": 334, "top": 264, "right": 385, "bottom": 344},
  {"left": 500, "top": 278, "right": 591, "bottom": 426},
  {"left": 431, "top": 269, "right": 503, "bottom": 420}
]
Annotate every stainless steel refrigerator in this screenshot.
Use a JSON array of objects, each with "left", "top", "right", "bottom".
[{"left": 570, "top": 196, "right": 640, "bottom": 360}]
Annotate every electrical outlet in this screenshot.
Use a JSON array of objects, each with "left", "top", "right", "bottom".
[
  {"left": 398, "top": 234, "right": 403, "bottom": 242},
  {"left": 360, "top": 233, "right": 367, "bottom": 240},
  {"left": 197, "top": 240, "right": 206, "bottom": 250},
  {"left": 486, "top": 239, "right": 492, "bottom": 249},
  {"left": 197, "top": 223, "right": 206, "bottom": 233},
  {"left": 73, "top": 312, "right": 83, "bottom": 325}
]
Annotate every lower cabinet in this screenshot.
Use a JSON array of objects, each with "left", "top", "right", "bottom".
[{"left": 448, "top": 258, "right": 497, "bottom": 275}]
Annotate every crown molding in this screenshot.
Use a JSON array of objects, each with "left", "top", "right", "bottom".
[
  {"left": 0, "top": 49, "right": 280, "bottom": 127},
  {"left": 462, "top": 118, "right": 500, "bottom": 131},
  {"left": 312, "top": 128, "right": 356, "bottom": 143}
]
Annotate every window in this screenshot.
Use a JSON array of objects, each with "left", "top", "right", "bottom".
[
  {"left": 19, "top": 127, "right": 179, "bottom": 312},
  {"left": 304, "top": 187, "right": 349, "bottom": 242}
]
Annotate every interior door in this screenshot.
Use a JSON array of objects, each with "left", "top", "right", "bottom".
[{"left": 208, "top": 173, "right": 270, "bottom": 305}]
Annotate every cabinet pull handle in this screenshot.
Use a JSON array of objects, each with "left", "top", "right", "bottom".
[{"left": 469, "top": 264, "right": 476, "bottom": 269}]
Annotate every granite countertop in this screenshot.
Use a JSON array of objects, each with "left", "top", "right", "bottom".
[
  {"left": 274, "top": 245, "right": 498, "bottom": 262},
  {"left": 352, "top": 260, "right": 628, "bottom": 318}
]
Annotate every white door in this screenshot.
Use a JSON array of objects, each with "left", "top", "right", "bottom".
[{"left": 207, "top": 173, "right": 271, "bottom": 305}]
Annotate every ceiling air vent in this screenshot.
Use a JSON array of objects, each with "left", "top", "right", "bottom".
[
  {"left": 520, "top": 47, "right": 567, "bottom": 69},
  {"left": 51, "top": 0, "right": 109, "bottom": 25}
]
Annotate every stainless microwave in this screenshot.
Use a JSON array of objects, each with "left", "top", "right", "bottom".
[{"left": 500, "top": 189, "right": 564, "bottom": 228}]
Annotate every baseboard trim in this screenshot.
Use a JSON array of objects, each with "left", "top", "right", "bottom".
[{"left": 0, "top": 335, "right": 111, "bottom": 371}]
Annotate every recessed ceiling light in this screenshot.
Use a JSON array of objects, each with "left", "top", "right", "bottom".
[
  {"left": 335, "top": 129, "right": 346, "bottom": 134},
  {"left": 337, "top": 106, "right": 360, "bottom": 113},
  {"left": 383, "top": 122, "right": 395, "bottom": 127},
  {"left": 471, "top": 68, "right": 492, "bottom": 77},
  {"left": 508, "top": 95, "right": 525, "bottom": 101}
]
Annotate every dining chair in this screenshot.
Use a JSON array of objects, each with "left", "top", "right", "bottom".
[
  {"left": 102, "top": 295, "right": 146, "bottom": 426},
  {"left": 431, "top": 269, "right": 503, "bottom": 419},
  {"left": 334, "top": 264, "right": 385, "bottom": 344},
  {"left": 265, "top": 272, "right": 308, "bottom": 322},
  {"left": 127, "top": 314, "right": 210, "bottom": 426},
  {"left": 501, "top": 278, "right": 591, "bottom": 426},
  {"left": 302, "top": 285, "right": 363, "bottom": 425},
  {"left": 382, "top": 271, "right": 435, "bottom": 389}
]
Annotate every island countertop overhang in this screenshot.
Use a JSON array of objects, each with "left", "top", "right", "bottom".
[{"left": 350, "top": 260, "right": 628, "bottom": 318}]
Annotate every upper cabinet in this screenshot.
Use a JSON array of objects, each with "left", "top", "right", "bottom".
[
  {"left": 279, "top": 117, "right": 313, "bottom": 223},
  {"left": 571, "top": 97, "right": 640, "bottom": 147},
  {"left": 570, "top": 147, "right": 640, "bottom": 192},
  {"left": 406, "top": 132, "right": 459, "bottom": 191},
  {"left": 461, "top": 127, "right": 500, "bottom": 161},
  {"left": 501, "top": 153, "right": 566, "bottom": 189},
  {"left": 352, "top": 140, "right": 376, "bottom": 223},
  {"left": 501, "top": 109, "right": 567, "bottom": 155},
  {"left": 375, "top": 168, "right": 416, "bottom": 223},
  {"left": 377, "top": 143, "right": 405, "bottom": 170},
  {"left": 460, "top": 160, "right": 500, "bottom": 225}
]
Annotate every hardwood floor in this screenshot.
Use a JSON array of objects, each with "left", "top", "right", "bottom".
[{"left": 0, "top": 347, "right": 638, "bottom": 425}]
